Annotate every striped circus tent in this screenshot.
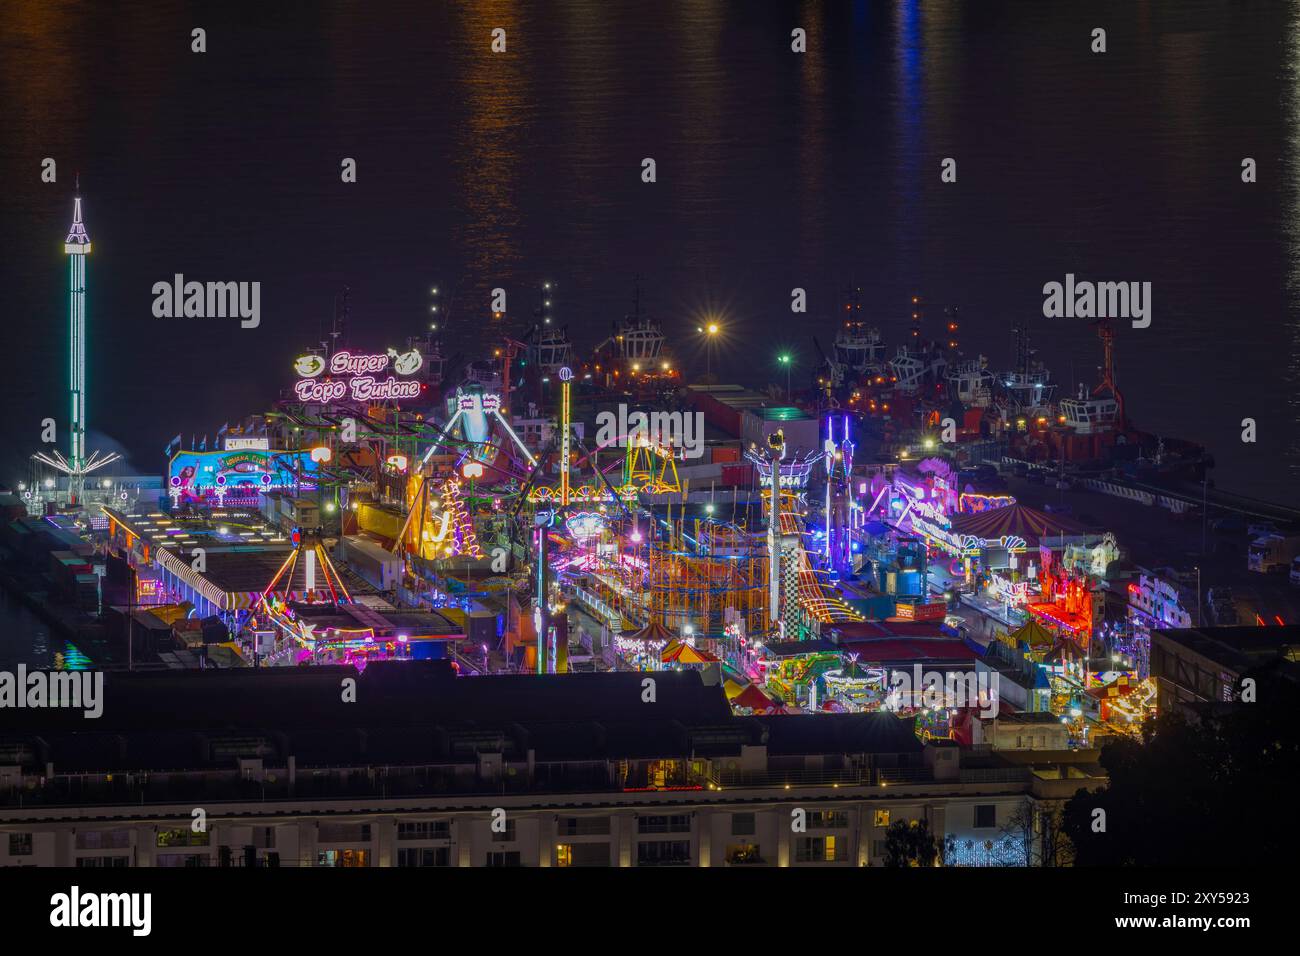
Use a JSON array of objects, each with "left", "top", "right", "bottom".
[
  {"left": 623, "top": 619, "right": 676, "bottom": 646},
  {"left": 660, "top": 641, "right": 719, "bottom": 665},
  {"left": 949, "top": 503, "right": 1087, "bottom": 550},
  {"left": 730, "top": 683, "right": 780, "bottom": 713},
  {"left": 1007, "top": 618, "right": 1056, "bottom": 650}
]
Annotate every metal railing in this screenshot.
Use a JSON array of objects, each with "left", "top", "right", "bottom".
[{"left": 708, "top": 766, "right": 936, "bottom": 789}]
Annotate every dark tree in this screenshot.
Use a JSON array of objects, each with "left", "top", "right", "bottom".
[
  {"left": 1062, "top": 665, "right": 1300, "bottom": 866},
  {"left": 884, "top": 818, "right": 938, "bottom": 867}
]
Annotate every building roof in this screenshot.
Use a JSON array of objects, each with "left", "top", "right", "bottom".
[
  {"left": 821, "top": 620, "right": 982, "bottom": 665},
  {"left": 1151, "top": 625, "right": 1300, "bottom": 672},
  {"left": 949, "top": 503, "right": 1088, "bottom": 547},
  {"left": 833, "top": 638, "right": 981, "bottom": 665},
  {"left": 763, "top": 638, "right": 839, "bottom": 658},
  {"left": 0, "top": 667, "right": 927, "bottom": 775},
  {"left": 995, "top": 712, "right": 1068, "bottom": 725},
  {"left": 744, "top": 406, "right": 814, "bottom": 422},
  {"left": 762, "top": 713, "right": 923, "bottom": 755},
  {"left": 830, "top": 620, "right": 952, "bottom": 641}
]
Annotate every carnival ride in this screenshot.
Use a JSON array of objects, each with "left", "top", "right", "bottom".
[
  {"left": 395, "top": 475, "right": 485, "bottom": 561},
  {"left": 763, "top": 651, "right": 841, "bottom": 707},
  {"left": 420, "top": 383, "right": 536, "bottom": 474},
  {"left": 747, "top": 445, "right": 864, "bottom": 637},
  {"left": 641, "top": 512, "right": 767, "bottom": 638},
  {"left": 255, "top": 529, "right": 365, "bottom": 663},
  {"left": 819, "top": 655, "right": 886, "bottom": 711},
  {"left": 623, "top": 433, "right": 681, "bottom": 495}
]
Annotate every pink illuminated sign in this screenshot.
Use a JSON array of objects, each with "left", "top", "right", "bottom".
[{"left": 292, "top": 348, "right": 424, "bottom": 403}]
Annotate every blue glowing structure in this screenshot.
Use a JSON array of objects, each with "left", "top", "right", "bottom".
[{"left": 32, "top": 185, "right": 121, "bottom": 503}]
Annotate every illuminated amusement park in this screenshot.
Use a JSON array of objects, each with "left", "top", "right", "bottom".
[
  {"left": 14, "top": 187, "right": 1287, "bottom": 739},
  {"left": 2, "top": 185, "right": 1296, "bottom": 877}
]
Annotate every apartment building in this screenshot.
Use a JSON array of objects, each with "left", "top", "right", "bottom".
[
  {"left": 1150, "top": 624, "right": 1300, "bottom": 717},
  {"left": 0, "top": 664, "right": 1100, "bottom": 867}
]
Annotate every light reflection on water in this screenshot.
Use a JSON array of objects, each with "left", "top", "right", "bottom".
[
  {"left": 2, "top": 0, "right": 1300, "bottom": 506},
  {"left": 1284, "top": 2, "right": 1300, "bottom": 490},
  {"left": 0, "top": 589, "right": 89, "bottom": 669}
]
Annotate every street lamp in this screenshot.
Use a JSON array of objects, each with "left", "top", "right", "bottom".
[
  {"left": 697, "top": 321, "right": 721, "bottom": 377},
  {"left": 1194, "top": 565, "right": 1201, "bottom": 627},
  {"left": 778, "top": 353, "right": 792, "bottom": 401}
]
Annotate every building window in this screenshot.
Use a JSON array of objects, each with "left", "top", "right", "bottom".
[
  {"left": 807, "top": 811, "right": 849, "bottom": 830},
  {"left": 637, "top": 841, "right": 691, "bottom": 867},
  {"left": 486, "top": 851, "right": 521, "bottom": 867},
  {"left": 397, "top": 847, "right": 449, "bottom": 868},
  {"left": 76, "top": 856, "right": 130, "bottom": 868},
  {"left": 8, "top": 833, "right": 33, "bottom": 856},
  {"left": 398, "top": 821, "right": 450, "bottom": 841},
  {"left": 556, "top": 843, "right": 609, "bottom": 867},
  {"left": 725, "top": 843, "right": 764, "bottom": 865},
  {"left": 795, "top": 836, "right": 838, "bottom": 863},
  {"left": 156, "top": 854, "right": 209, "bottom": 868},
  {"left": 730, "top": 813, "right": 756, "bottom": 836},
  {"left": 647, "top": 759, "right": 687, "bottom": 788},
  {"left": 638, "top": 814, "right": 691, "bottom": 834},
  {"left": 873, "top": 810, "right": 891, "bottom": 828},
  {"left": 317, "top": 848, "right": 369, "bottom": 868},
  {"left": 558, "top": 816, "right": 611, "bottom": 837},
  {"left": 319, "top": 823, "right": 371, "bottom": 843},
  {"left": 75, "top": 830, "right": 130, "bottom": 851},
  {"left": 156, "top": 828, "right": 209, "bottom": 848},
  {"left": 974, "top": 805, "right": 997, "bottom": 829},
  {"left": 491, "top": 820, "right": 518, "bottom": 843}
]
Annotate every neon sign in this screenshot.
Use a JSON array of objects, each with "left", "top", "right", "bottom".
[
  {"left": 168, "top": 448, "right": 318, "bottom": 502},
  {"left": 292, "top": 348, "right": 424, "bottom": 403},
  {"left": 224, "top": 436, "right": 270, "bottom": 451}
]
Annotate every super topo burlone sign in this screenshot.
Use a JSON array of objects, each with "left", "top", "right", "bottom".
[{"left": 292, "top": 348, "right": 423, "bottom": 402}]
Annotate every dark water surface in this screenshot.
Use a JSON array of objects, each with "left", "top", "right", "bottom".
[{"left": 2, "top": 0, "right": 1299, "bottom": 501}]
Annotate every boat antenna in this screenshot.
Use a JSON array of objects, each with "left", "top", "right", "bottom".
[{"left": 331, "top": 285, "right": 350, "bottom": 354}]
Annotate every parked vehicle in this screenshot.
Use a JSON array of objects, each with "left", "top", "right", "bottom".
[
  {"left": 1208, "top": 599, "right": 1238, "bottom": 625},
  {"left": 941, "top": 615, "right": 971, "bottom": 641},
  {"left": 1248, "top": 534, "right": 1300, "bottom": 574}
]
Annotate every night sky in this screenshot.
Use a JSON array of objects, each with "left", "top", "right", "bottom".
[{"left": 2, "top": 0, "right": 1298, "bottom": 500}]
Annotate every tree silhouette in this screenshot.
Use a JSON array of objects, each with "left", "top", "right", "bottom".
[
  {"left": 884, "top": 818, "right": 938, "bottom": 867},
  {"left": 1062, "top": 664, "right": 1300, "bottom": 866}
]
